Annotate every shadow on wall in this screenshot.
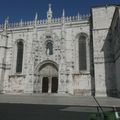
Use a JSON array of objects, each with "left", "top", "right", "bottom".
[
  {"left": 102, "top": 28, "right": 117, "bottom": 97},
  {"left": 90, "top": 15, "right": 95, "bottom": 97}
]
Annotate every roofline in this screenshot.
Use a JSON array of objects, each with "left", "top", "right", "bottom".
[
  {"left": 110, "top": 6, "right": 119, "bottom": 31},
  {"left": 91, "top": 4, "right": 120, "bottom": 9}
]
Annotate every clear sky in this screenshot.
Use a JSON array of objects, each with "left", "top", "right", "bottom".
[{"left": 0, "top": 0, "right": 120, "bottom": 23}]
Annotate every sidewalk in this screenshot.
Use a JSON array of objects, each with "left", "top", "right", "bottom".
[{"left": 0, "top": 94, "right": 120, "bottom": 107}]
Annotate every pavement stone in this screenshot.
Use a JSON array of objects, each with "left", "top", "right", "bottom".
[{"left": 0, "top": 94, "right": 120, "bottom": 107}]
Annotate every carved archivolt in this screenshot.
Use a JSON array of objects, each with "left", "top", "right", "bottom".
[{"left": 35, "top": 60, "right": 58, "bottom": 74}]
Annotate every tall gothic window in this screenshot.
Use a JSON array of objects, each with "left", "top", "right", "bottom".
[
  {"left": 16, "top": 41, "right": 24, "bottom": 73},
  {"left": 46, "top": 41, "right": 53, "bottom": 55},
  {"left": 79, "top": 35, "right": 87, "bottom": 71}
]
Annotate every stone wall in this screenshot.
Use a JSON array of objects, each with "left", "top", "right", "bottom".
[
  {"left": 91, "top": 6, "right": 116, "bottom": 96},
  {"left": 0, "top": 14, "right": 92, "bottom": 95},
  {"left": 113, "top": 8, "right": 120, "bottom": 96}
]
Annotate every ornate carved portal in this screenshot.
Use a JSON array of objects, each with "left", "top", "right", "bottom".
[{"left": 34, "top": 62, "right": 58, "bottom": 93}]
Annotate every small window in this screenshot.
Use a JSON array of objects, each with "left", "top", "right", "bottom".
[
  {"left": 46, "top": 42, "right": 53, "bottom": 55},
  {"left": 46, "top": 36, "right": 51, "bottom": 39},
  {"left": 79, "top": 35, "right": 87, "bottom": 71},
  {"left": 16, "top": 41, "right": 24, "bottom": 73}
]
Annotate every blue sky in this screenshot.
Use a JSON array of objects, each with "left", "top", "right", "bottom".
[{"left": 0, "top": 0, "right": 120, "bottom": 23}]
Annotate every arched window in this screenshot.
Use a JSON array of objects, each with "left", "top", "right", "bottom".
[
  {"left": 46, "top": 41, "right": 53, "bottom": 55},
  {"left": 79, "top": 35, "right": 87, "bottom": 71},
  {"left": 16, "top": 41, "right": 24, "bottom": 73}
]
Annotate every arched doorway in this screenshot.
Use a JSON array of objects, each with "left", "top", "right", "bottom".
[{"left": 35, "top": 61, "right": 58, "bottom": 93}]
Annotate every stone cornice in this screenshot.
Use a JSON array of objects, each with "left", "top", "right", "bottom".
[{"left": 0, "top": 16, "right": 90, "bottom": 32}]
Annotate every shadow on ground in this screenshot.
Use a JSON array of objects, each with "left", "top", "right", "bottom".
[{"left": 0, "top": 103, "right": 114, "bottom": 120}]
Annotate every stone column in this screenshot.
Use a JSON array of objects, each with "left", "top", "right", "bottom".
[
  {"left": 48, "top": 77, "right": 52, "bottom": 93},
  {"left": 39, "top": 76, "right": 43, "bottom": 93}
]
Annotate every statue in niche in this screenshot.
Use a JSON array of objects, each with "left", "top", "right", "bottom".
[
  {"left": 47, "top": 47, "right": 50, "bottom": 55},
  {"left": 46, "top": 42, "right": 53, "bottom": 55}
]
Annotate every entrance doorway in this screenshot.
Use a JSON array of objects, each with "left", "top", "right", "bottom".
[
  {"left": 52, "top": 77, "right": 58, "bottom": 93},
  {"left": 35, "top": 61, "right": 58, "bottom": 94},
  {"left": 42, "top": 77, "right": 49, "bottom": 93},
  {"left": 42, "top": 77, "right": 58, "bottom": 93}
]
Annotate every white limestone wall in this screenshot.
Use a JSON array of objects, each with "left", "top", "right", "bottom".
[
  {"left": 23, "top": 30, "right": 36, "bottom": 93},
  {"left": 92, "top": 6, "right": 116, "bottom": 96},
  {"left": 65, "top": 28, "right": 73, "bottom": 94},
  {"left": 70, "top": 23, "right": 91, "bottom": 95},
  {"left": 35, "top": 28, "right": 67, "bottom": 93},
  {"left": 73, "top": 74, "right": 91, "bottom": 96},
  {"left": 92, "top": 6, "right": 116, "bottom": 29},
  {"left": 1, "top": 18, "right": 92, "bottom": 95},
  {"left": 0, "top": 46, "right": 4, "bottom": 91},
  {"left": 3, "top": 29, "right": 34, "bottom": 93},
  {"left": 72, "top": 22, "right": 90, "bottom": 73},
  {"left": 61, "top": 21, "right": 92, "bottom": 95},
  {"left": 3, "top": 34, "right": 14, "bottom": 93},
  {"left": 0, "top": 34, "right": 9, "bottom": 93}
]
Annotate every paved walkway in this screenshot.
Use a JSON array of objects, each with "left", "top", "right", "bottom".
[{"left": 0, "top": 94, "right": 120, "bottom": 107}]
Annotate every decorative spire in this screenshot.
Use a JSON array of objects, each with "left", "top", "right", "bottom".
[
  {"left": 4, "top": 16, "right": 9, "bottom": 31},
  {"left": 47, "top": 4, "right": 52, "bottom": 23},
  {"left": 62, "top": 9, "right": 65, "bottom": 18},
  {"left": 48, "top": 4, "right": 52, "bottom": 14},
  {"left": 34, "top": 12, "right": 38, "bottom": 27},
  {"left": 61, "top": 9, "right": 65, "bottom": 39},
  {"left": 20, "top": 19, "right": 23, "bottom": 27},
  {"left": 62, "top": 9, "right": 65, "bottom": 24},
  {"left": 77, "top": 12, "right": 80, "bottom": 20},
  {"left": 35, "top": 12, "right": 38, "bottom": 21}
]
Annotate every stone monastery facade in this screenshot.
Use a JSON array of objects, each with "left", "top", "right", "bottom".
[{"left": 0, "top": 4, "right": 120, "bottom": 97}]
